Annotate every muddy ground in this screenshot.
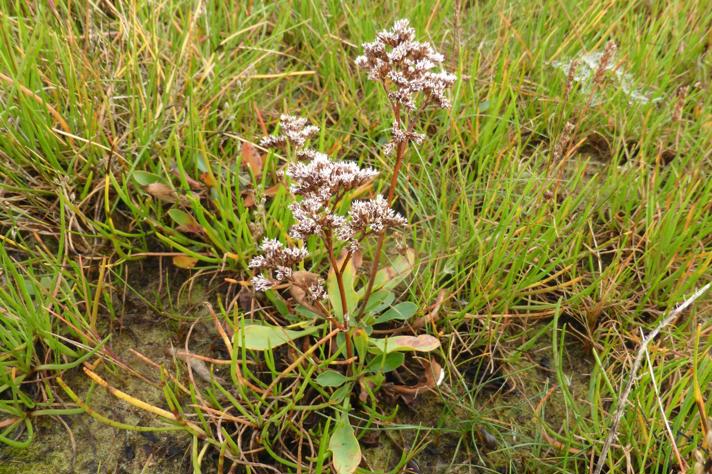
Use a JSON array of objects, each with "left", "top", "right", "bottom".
[{"left": 1, "top": 265, "right": 593, "bottom": 473}]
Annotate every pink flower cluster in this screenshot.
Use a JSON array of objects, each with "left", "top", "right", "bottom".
[
  {"left": 251, "top": 115, "right": 407, "bottom": 297},
  {"left": 355, "top": 19, "right": 456, "bottom": 111},
  {"left": 285, "top": 152, "right": 378, "bottom": 202},
  {"left": 249, "top": 238, "right": 309, "bottom": 291},
  {"left": 259, "top": 114, "right": 320, "bottom": 149}
]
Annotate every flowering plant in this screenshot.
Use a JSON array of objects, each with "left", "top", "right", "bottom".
[{"left": 241, "top": 19, "right": 455, "bottom": 473}]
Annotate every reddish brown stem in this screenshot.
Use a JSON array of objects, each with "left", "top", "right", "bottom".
[
  {"left": 357, "top": 104, "right": 409, "bottom": 320},
  {"left": 324, "top": 232, "right": 354, "bottom": 364}
]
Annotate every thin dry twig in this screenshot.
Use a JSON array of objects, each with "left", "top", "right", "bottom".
[
  {"left": 643, "top": 342, "right": 687, "bottom": 472},
  {"left": 593, "top": 283, "right": 710, "bottom": 474}
]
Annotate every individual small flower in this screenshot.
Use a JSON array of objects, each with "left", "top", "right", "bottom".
[
  {"left": 346, "top": 194, "right": 407, "bottom": 234},
  {"left": 356, "top": 18, "right": 456, "bottom": 110},
  {"left": 259, "top": 114, "right": 320, "bottom": 149},
  {"left": 274, "top": 265, "right": 293, "bottom": 281},
  {"left": 307, "top": 280, "right": 327, "bottom": 301},
  {"left": 285, "top": 153, "right": 378, "bottom": 202},
  {"left": 383, "top": 121, "right": 425, "bottom": 155},
  {"left": 251, "top": 274, "right": 273, "bottom": 292},
  {"left": 249, "top": 238, "right": 309, "bottom": 292}
]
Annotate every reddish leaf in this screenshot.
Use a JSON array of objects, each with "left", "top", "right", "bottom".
[
  {"left": 200, "top": 172, "right": 217, "bottom": 188},
  {"left": 145, "top": 183, "right": 179, "bottom": 203},
  {"left": 265, "top": 183, "right": 282, "bottom": 197},
  {"left": 423, "top": 359, "right": 444, "bottom": 388},
  {"left": 178, "top": 223, "right": 204, "bottom": 235},
  {"left": 171, "top": 167, "right": 204, "bottom": 191},
  {"left": 241, "top": 142, "right": 263, "bottom": 177},
  {"left": 242, "top": 191, "right": 255, "bottom": 208},
  {"left": 369, "top": 334, "right": 440, "bottom": 353}
]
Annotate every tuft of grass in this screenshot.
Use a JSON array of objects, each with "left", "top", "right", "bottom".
[{"left": 0, "top": 241, "right": 102, "bottom": 447}]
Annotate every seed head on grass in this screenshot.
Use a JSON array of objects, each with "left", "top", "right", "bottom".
[{"left": 672, "top": 85, "right": 689, "bottom": 122}]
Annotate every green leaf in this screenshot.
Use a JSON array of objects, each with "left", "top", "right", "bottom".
[
  {"left": 364, "top": 290, "right": 395, "bottom": 314},
  {"left": 233, "top": 324, "right": 317, "bottom": 351},
  {"left": 374, "top": 302, "right": 418, "bottom": 324},
  {"left": 366, "top": 352, "right": 405, "bottom": 373},
  {"left": 369, "top": 334, "right": 440, "bottom": 353},
  {"left": 295, "top": 305, "right": 321, "bottom": 320},
  {"left": 327, "top": 257, "right": 361, "bottom": 321},
  {"left": 167, "top": 209, "right": 204, "bottom": 235},
  {"left": 331, "top": 383, "right": 353, "bottom": 404},
  {"left": 370, "top": 249, "right": 415, "bottom": 292},
  {"left": 133, "top": 170, "right": 165, "bottom": 186},
  {"left": 167, "top": 209, "right": 195, "bottom": 227},
  {"left": 352, "top": 328, "right": 369, "bottom": 361},
  {"left": 264, "top": 290, "right": 290, "bottom": 317},
  {"left": 316, "top": 370, "right": 348, "bottom": 388},
  {"left": 329, "top": 412, "right": 361, "bottom": 474}
]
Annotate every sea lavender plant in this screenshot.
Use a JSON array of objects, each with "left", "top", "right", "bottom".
[
  {"left": 246, "top": 21, "right": 454, "bottom": 472},
  {"left": 250, "top": 18, "right": 454, "bottom": 349}
]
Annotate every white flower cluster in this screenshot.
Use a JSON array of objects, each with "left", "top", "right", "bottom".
[
  {"left": 347, "top": 194, "right": 408, "bottom": 234},
  {"left": 356, "top": 19, "right": 456, "bottom": 111},
  {"left": 383, "top": 121, "right": 425, "bottom": 155},
  {"left": 282, "top": 130, "right": 405, "bottom": 247},
  {"left": 251, "top": 115, "right": 407, "bottom": 297},
  {"left": 259, "top": 114, "right": 320, "bottom": 149},
  {"left": 285, "top": 152, "right": 379, "bottom": 202},
  {"left": 288, "top": 197, "right": 346, "bottom": 240},
  {"left": 249, "top": 238, "right": 309, "bottom": 291}
]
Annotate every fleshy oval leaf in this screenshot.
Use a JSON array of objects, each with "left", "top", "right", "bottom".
[
  {"left": 233, "top": 324, "right": 317, "bottom": 351},
  {"left": 374, "top": 301, "right": 418, "bottom": 324},
  {"left": 133, "top": 170, "right": 166, "bottom": 186},
  {"left": 364, "top": 290, "right": 395, "bottom": 314},
  {"left": 370, "top": 248, "right": 415, "bottom": 292},
  {"left": 329, "top": 412, "right": 361, "bottom": 474},
  {"left": 316, "top": 370, "right": 349, "bottom": 388},
  {"left": 327, "top": 255, "right": 360, "bottom": 321},
  {"left": 366, "top": 352, "right": 405, "bottom": 373},
  {"left": 369, "top": 334, "right": 440, "bottom": 353}
]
